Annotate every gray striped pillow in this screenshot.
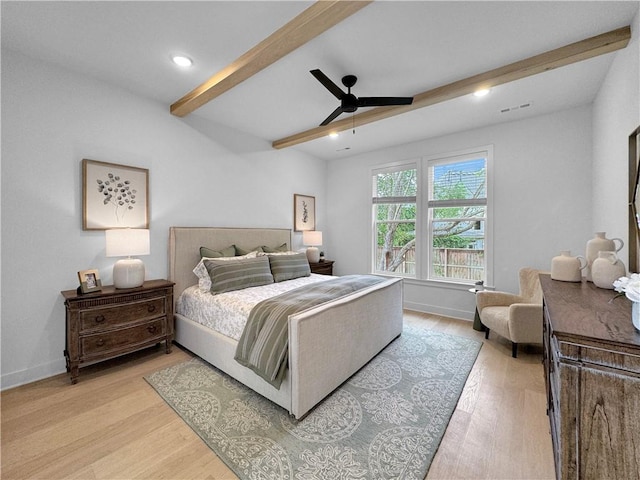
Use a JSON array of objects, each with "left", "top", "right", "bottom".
[
  {"left": 268, "top": 253, "right": 311, "bottom": 282},
  {"left": 204, "top": 255, "right": 273, "bottom": 293}
]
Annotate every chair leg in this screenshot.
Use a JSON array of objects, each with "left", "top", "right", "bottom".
[
  {"left": 512, "top": 342, "right": 518, "bottom": 358},
  {"left": 485, "top": 328, "right": 490, "bottom": 339}
]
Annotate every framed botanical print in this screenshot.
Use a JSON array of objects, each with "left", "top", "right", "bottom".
[
  {"left": 82, "top": 159, "right": 149, "bottom": 230},
  {"left": 294, "top": 194, "right": 315, "bottom": 231}
]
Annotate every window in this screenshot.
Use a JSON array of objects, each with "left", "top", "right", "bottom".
[
  {"left": 428, "top": 155, "right": 487, "bottom": 282},
  {"left": 372, "top": 164, "right": 417, "bottom": 277},
  {"left": 372, "top": 147, "right": 491, "bottom": 285}
]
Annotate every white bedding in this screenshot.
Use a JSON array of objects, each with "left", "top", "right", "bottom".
[{"left": 176, "top": 273, "right": 334, "bottom": 341}]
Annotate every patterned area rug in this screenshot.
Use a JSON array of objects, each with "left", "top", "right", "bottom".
[{"left": 146, "top": 324, "right": 481, "bottom": 480}]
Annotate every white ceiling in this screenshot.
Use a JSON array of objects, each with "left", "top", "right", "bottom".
[{"left": 2, "top": 1, "right": 638, "bottom": 160}]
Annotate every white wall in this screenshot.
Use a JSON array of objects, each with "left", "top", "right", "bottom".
[
  {"left": 0, "top": 50, "right": 327, "bottom": 389},
  {"left": 326, "top": 106, "right": 594, "bottom": 319},
  {"left": 592, "top": 11, "right": 640, "bottom": 268}
]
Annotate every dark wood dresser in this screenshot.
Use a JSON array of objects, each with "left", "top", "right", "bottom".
[
  {"left": 62, "top": 279, "right": 174, "bottom": 384},
  {"left": 540, "top": 274, "right": 640, "bottom": 480}
]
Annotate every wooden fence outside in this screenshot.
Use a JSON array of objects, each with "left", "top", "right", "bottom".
[{"left": 378, "top": 247, "right": 484, "bottom": 281}]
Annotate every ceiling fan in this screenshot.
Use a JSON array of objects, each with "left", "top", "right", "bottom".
[{"left": 310, "top": 69, "right": 414, "bottom": 126}]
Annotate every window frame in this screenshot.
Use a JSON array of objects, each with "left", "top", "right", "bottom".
[
  {"left": 371, "top": 146, "right": 493, "bottom": 288},
  {"left": 371, "top": 161, "right": 419, "bottom": 279}
]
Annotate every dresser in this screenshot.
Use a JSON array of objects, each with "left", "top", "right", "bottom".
[
  {"left": 540, "top": 274, "right": 640, "bottom": 480},
  {"left": 62, "top": 279, "right": 174, "bottom": 384}
]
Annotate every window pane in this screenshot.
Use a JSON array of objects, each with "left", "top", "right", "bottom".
[
  {"left": 374, "top": 220, "right": 416, "bottom": 275},
  {"left": 374, "top": 201, "right": 416, "bottom": 276},
  {"left": 431, "top": 219, "right": 484, "bottom": 281},
  {"left": 375, "top": 168, "right": 417, "bottom": 197},
  {"left": 429, "top": 158, "right": 486, "bottom": 201}
]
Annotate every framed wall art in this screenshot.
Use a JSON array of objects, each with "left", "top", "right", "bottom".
[
  {"left": 77, "top": 269, "right": 102, "bottom": 294},
  {"left": 82, "top": 159, "right": 149, "bottom": 230},
  {"left": 294, "top": 194, "right": 315, "bottom": 231}
]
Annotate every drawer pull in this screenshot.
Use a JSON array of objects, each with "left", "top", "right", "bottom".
[
  {"left": 95, "top": 315, "right": 105, "bottom": 323},
  {"left": 96, "top": 338, "right": 105, "bottom": 347},
  {"left": 147, "top": 325, "right": 157, "bottom": 334},
  {"left": 147, "top": 305, "right": 156, "bottom": 313}
]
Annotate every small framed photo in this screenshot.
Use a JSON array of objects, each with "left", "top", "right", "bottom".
[
  {"left": 82, "top": 159, "right": 149, "bottom": 230},
  {"left": 78, "top": 269, "right": 102, "bottom": 294},
  {"left": 294, "top": 194, "right": 316, "bottom": 231}
]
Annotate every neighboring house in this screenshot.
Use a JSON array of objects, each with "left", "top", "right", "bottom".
[{"left": 1, "top": 3, "right": 639, "bottom": 390}]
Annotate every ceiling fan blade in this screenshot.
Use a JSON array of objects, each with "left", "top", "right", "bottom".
[
  {"left": 319, "top": 106, "right": 345, "bottom": 126},
  {"left": 310, "top": 69, "right": 345, "bottom": 100},
  {"left": 357, "top": 96, "right": 414, "bottom": 107}
]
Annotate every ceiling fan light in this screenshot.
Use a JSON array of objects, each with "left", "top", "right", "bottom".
[
  {"left": 171, "top": 55, "right": 193, "bottom": 68},
  {"left": 473, "top": 88, "right": 491, "bottom": 97}
]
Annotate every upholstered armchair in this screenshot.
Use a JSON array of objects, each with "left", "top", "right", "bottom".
[{"left": 476, "top": 267, "right": 543, "bottom": 358}]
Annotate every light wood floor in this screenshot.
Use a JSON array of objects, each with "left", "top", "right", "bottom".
[{"left": 1, "top": 311, "right": 556, "bottom": 480}]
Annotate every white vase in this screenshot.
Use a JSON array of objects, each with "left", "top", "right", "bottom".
[
  {"left": 585, "top": 232, "right": 624, "bottom": 281},
  {"left": 632, "top": 302, "right": 640, "bottom": 332},
  {"left": 551, "top": 250, "right": 587, "bottom": 282},
  {"left": 591, "top": 251, "right": 626, "bottom": 289}
]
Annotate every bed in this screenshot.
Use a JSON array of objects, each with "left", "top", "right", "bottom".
[{"left": 168, "top": 226, "right": 403, "bottom": 419}]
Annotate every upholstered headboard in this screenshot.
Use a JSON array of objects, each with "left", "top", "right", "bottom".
[{"left": 168, "top": 227, "right": 292, "bottom": 299}]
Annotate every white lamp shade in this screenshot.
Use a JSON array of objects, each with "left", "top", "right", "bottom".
[
  {"left": 106, "top": 229, "right": 150, "bottom": 257},
  {"left": 302, "top": 230, "right": 322, "bottom": 246}
]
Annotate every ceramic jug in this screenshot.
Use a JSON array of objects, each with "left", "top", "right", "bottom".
[
  {"left": 586, "top": 232, "right": 624, "bottom": 281},
  {"left": 551, "top": 250, "right": 587, "bottom": 282},
  {"left": 591, "top": 251, "right": 626, "bottom": 289}
]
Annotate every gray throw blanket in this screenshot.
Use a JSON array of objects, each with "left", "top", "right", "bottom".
[{"left": 234, "top": 274, "right": 385, "bottom": 388}]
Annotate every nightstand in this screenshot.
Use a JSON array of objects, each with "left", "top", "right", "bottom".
[
  {"left": 61, "top": 279, "right": 174, "bottom": 384},
  {"left": 309, "top": 260, "right": 334, "bottom": 275}
]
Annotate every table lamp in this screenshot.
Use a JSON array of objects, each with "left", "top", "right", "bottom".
[
  {"left": 105, "top": 228, "right": 150, "bottom": 288},
  {"left": 303, "top": 230, "right": 322, "bottom": 263}
]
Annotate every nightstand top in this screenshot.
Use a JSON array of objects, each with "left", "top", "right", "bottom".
[
  {"left": 61, "top": 279, "right": 174, "bottom": 301},
  {"left": 309, "top": 260, "right": 334, "bottom": 266}
]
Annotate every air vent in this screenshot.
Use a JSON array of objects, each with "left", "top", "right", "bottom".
[{"left": 499, "top": 101, "right": 533, "bottom": 114}]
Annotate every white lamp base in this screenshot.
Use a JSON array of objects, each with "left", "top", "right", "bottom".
[
  {"left": 306, "top": 246, "right": 320, "bottom": 263},
  {"left": 113, "top": 258, "right": 145, "bottom": 289}
]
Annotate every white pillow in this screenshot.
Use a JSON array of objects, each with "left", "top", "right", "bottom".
[{"left": 193, "top": 251, "right": 258, "bottom": 292}]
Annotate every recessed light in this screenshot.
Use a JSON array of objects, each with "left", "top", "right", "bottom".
[
  {"left": 473, "top": 88, "right": 490, "bottom": 97},
  {"left": 171, "top": 55, "right": 193, "bottom": 67},
  {"left": 329, "top": 132, "right": 339, "bottom": 138}
]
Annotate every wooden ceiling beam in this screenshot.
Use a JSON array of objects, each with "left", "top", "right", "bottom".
[
  {"left": 272, "top": 25, "right": 631, "bottom": 150},
  {"left": 170, "top": 1, "right": 371, "bottom": 117}
]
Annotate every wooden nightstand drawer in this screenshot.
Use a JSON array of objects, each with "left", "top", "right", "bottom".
[
  {"left": 80, "top": 296, "right": 166, "bottom": 332},
  {"left": 81, "top": 319, "right": 166, "bottom": 358}
]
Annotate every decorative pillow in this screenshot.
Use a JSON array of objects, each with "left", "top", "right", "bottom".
[
  {"left": 268, "top": 252, "right": 311, "bottom": 282},
  {"left": 204, "top": 255, "right": 273, "bottom": 293},
  {"left": 193, "top": 251, "right": 258, "bottom": 292},
  {"left": 262, "top": 243, "right": 289, "bottom": 253},
  {"left": 200, "top": 244, "right": 236, "bottom": 258},
  {"left": 235, "top": 245, "right": 264, "bottom": 256}
]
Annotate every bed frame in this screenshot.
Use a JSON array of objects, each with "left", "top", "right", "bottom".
[{"left": 168, "top": 227, "right": 403, "bottom": 419}]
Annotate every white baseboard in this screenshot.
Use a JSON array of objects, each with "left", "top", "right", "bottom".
[
  {"left": 1, "top": 359, "right": 67, "bottom": 391},
  {"left": 404, "top": 301, "right": 474, "bottom": 322}
]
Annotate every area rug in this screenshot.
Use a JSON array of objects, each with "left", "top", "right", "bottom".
[{"left": 145, "top": 324, "right": 481, "bottom": 480}]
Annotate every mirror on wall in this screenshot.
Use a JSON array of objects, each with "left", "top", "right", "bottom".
[{"left": 629, "top": 126, "right": 640, "bottom": 273}]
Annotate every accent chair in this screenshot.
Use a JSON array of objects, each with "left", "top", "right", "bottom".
[{"left": 476, "top": 267, "right": 543, "bottom": 358}]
